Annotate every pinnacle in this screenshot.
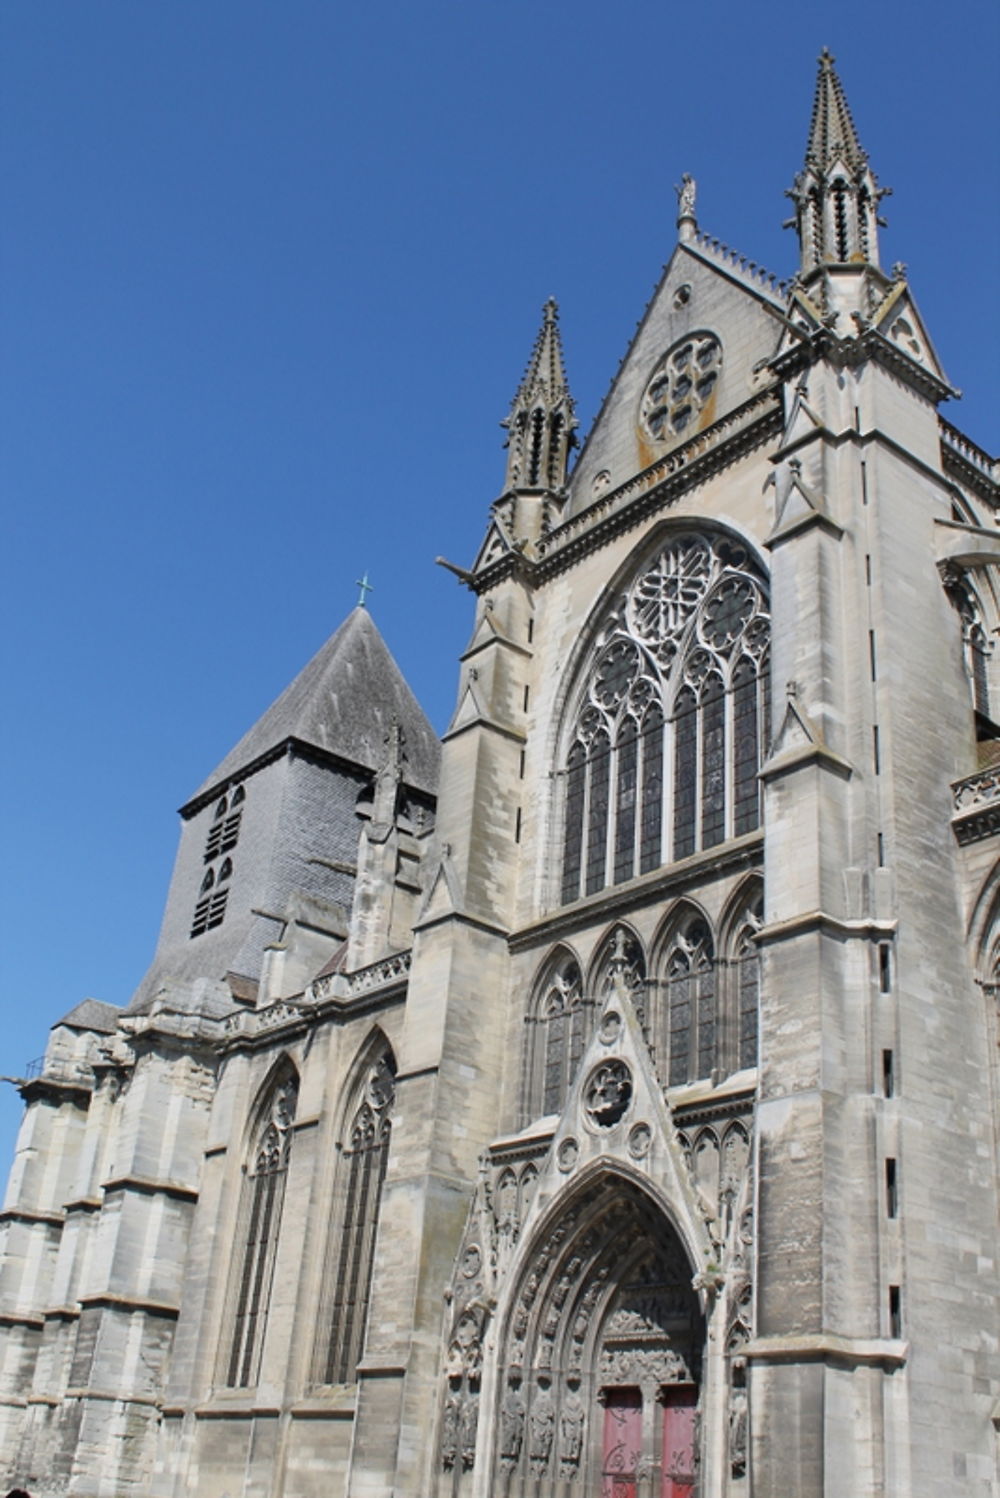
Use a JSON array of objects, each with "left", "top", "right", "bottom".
[
  {"left": 513, "top": 297, "right": 571, "bottom": 409},
  {"left": 501, "top": 298, "right": 578, "bottom": 492},
  {"left": 806, "top": 47, "right": 867, "bottom": 172}
]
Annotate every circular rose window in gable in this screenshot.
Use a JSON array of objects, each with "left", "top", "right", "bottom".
[{"left": 640, "top": 331, "right": 722, "bottom": 443}]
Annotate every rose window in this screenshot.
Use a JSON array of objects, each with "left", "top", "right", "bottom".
[{"left": 640, "top": 333, "right": 722, "bottom": 442}]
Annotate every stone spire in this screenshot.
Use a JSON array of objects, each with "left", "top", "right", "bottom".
[
  {"left": 501, "top": 298, "right": 577, "bottom": 493},
  {"left": 786, "top": 50, "right": 890, "bottom": 276}
]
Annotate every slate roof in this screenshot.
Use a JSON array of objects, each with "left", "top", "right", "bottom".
[
  {"left": 54, "top": 998, "right": 120, "bottom": 1034},
  {"left": 187, "top": 607, "right": 441, "bottom": 807}
]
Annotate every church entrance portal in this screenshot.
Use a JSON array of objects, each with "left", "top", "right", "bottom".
[{"left": 491, "top": 1174, "right": 704, "bottom": 1495}]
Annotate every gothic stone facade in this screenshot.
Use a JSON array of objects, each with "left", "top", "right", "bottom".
[{"left": 2, "top": 53, "right": 999, "bottom": 1498}]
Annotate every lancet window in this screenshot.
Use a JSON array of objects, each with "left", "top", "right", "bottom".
[
  {"left": 733, "top": 896, "right": 763, "bottom": 1072},
  {"left": 524, "top": 954, "right": 588, "bottom": 1121},
  {"left": 945, "top": 568, "right": 994, "bottom": 722},
  {"left": 226, "top": 1066, "right": 298, "bottom": 1388},
  {"left": 561, "top": 533, "right": 769, "bottom": 904},
  {"left": 659, "top": 918, "right": 717, "bottom": 1087},
  {"left": 318, "top": 1047, "right": 396, "bottom": 1385}
]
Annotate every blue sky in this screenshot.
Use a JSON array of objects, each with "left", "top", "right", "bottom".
[{"left": 1, "top": 2, "right": 997, "bottom": 1168}]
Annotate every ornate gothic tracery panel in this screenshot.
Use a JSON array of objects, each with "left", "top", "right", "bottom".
[
  {"left": 561, "top": 533, "right": 769, "bottom": 904},
  {"left": 316, "top": 1043, "right": 396, "bottom": 1385},
  {"left": 524, "top": 951, "right": 588, "bottom": 1122},
  {"left": 225, "top": 1063, "right": 299, "bottom": 1388}
]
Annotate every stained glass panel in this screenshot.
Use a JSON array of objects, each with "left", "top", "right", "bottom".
[
  {"left": 737, "top": 922, "right": 761, "bottom": 1071},
  {"left": 700, "top": 675, "right": 725, "bottom": 849},
  {"left": 562, "top": 742, "right": 586, "bottom": 903},
  {"left": 732, "top": 659, "right": 759, "bottom": 836},
  {"left": 673, "top": 690, "right": 697, "bottom": 860},
  {"left": 586, "top": 733, "right": 611, "bottom": 895},
  {"left": 640, "top": 705, "right": 664, "bottom": 874},
  {"left": 614, "top": 718, "right": 639, "bottom": 883}
]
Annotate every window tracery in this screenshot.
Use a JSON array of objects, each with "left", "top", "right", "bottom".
[
  {"left": 525, "top": 955, "right": 587, "bottom": 1119},
  {"left": 733, "top": 897, "right": 763, "bottom": 1072},
  {"left": 660, "top": 918, "right": 716, "bottom": 1086},
  {"left": 562, "top": 533, "right": 769, "bottom": 903},
  {"left": 226, "top": 1068, "right": 298, "bottom": 1387},
  {"left": 319, "top": 1047, "right": 396, "bottom": 1385},
  {"left": 944, "top": 567, "right": 993, "bottom": 721},
  {"left": 640, "top": 332, "right": 722, "bottom": 442}
]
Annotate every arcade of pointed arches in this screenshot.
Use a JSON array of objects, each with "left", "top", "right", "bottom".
[
  {"left": 522, "top": 889, "right": 762, "bottom": 1124},
  {"left": 221, "top": 1034, "right": 396, "bottom": 1395}
]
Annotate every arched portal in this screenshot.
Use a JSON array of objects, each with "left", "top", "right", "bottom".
[{"left": 490, "top": 1173, "right": 705, "bottom": 1496}]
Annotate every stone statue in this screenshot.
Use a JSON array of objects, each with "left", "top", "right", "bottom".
[
  {"left": 441, "top": 1386, "right": 461, "bottom": 1470},
  {"left": 499, "top": 1377, "right": 526, "bottom": 1471},
  {"left": 528, "top": 1381, "right": 556, "bottom": 1475},
  {"left": 729, "top": 1373, "right": 748, "bottom": 1476},
  {"left": 460, "top": 1388, "right": 479, "bottom": 1470},
  {"left": 559, "top": 1381, "right": 586, "bottom": 1473},
  {"left": 676, "top": 173, "right": 697, "bottom": 218}
]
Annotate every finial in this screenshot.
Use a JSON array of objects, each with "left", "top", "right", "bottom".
[
  {"left": 675, "top": 173, "right": 697, "bottom": 242},
  {"left": 356, "top": 572, "right": 373, "bottom": 608}
]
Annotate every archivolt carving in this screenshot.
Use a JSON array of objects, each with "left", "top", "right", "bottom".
[{"left": 490, "top": 1176, "right": 704, "bottom": 1488}]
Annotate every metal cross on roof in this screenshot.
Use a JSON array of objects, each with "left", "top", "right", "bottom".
[{"left": 356, "top": 572, "right": 373, "bottom": 608}]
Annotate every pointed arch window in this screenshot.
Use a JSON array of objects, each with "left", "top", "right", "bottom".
[
  {"left": 595, "top": 926, "right": 647, "bottom": 1029},
  {"left": 226, "top": 1068, "right": 299, "bottom": 1387},
  {"left": 732, "top": 893, "right": 763, "bottom": 1072},
  {"left": 524, "top": 955, "right": 587, "bottom": 1120},
  {"left": 945, "top": 569, "right": 993, "bottom": 723},
  {"left": 560, "top": 534, "right": 769, "bottom": 902},
  {"left": 661, "top": 919, "right": 716, "bottom": 1087},
  {"left": 319, "top": 1049, "right": 396, "bottom": 1385}
]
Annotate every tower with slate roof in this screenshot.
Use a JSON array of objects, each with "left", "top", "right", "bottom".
[{"left": 1, "top": 52, "right": 998, "bottom": 1498}]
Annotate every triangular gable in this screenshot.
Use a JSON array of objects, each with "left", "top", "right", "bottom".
[
  {"left": 769, "top": 456, "right": 841, "bottom": 543},
  {"left": 472, "top": 516, "right": 517, "bottom": 575},
  {"left": 768, "top": 692, "right": 819, "bottom": 758},
  {"left": 871, "top": 283, "right": 949, "bottom": 384},
  {"left": 446, "top": 677, "right": 489, "bottom": 734},
  {"left": 417, "top": 849, "right": 464, "bottom": 924},
  {"left": 517, "top": 979, "right": 710, "bottom": 1261},
  {"left": 567, "top": 240, "right": 787, "bottom": 514}
]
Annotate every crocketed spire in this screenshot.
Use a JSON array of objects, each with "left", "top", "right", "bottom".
[
  {"left": 786, "top": 50, "right": 890, "bottom": 275},
  {"left": 501, "top": 298, "right": 577, "bottom": 492}
]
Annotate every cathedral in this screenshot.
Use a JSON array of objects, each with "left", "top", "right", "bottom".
[{"left": 2, "top": 52, "right": 998, "bottom": 1497}]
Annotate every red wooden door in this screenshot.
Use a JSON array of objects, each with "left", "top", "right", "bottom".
[
  {"left": 601, "top": 1388, "right": 642, "bottom": 1498},
  {"left": 660, "top": 1385, "right": 697, "bottom": 1498}
]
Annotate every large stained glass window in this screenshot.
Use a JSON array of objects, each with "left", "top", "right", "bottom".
[{"left": 561, "top": 533, "right": 769, "bottom": 903}]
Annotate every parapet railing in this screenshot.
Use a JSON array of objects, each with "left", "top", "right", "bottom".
[
  {"left": 311, "top": 949, "right": 412, "bottom": 1002},
  {"left": 952, "top": 764, "right": 1000, "bottom": 844},
  {"left": 939, "top": 418, "right": 997, "bottom": 487}
]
